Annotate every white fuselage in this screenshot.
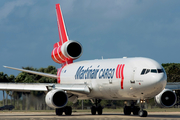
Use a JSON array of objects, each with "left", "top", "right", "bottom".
[{"left": 60, "top": 57, "right": 167, "bottom": 100}]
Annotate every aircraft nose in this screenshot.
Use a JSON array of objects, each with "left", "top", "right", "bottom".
[
  {"left": 142, "top": 72, "right": 167, "bottom": 90},
  {"left": 137, "top": 72, "right": 167, "bottom": 99},
  {"left": 151, "top": 72, "right": 167, "bottom": 89}
]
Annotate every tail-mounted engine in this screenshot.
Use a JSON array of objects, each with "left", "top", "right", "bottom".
[
  {"left": 154, "top": 89, "right": 177, "bottom": 107},
  {"left": 45, "top": 89, "right": 68, "bottom": 108},
  {"left": 51, "top": 40, "right": 83, "bottom": 64}
]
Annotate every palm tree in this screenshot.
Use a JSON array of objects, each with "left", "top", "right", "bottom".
[
  {"left": 2, "top": 91, "right": 5, "bottom": 106},
  {"left": 0, "top": 72, "right": 8, "bottom": 106},
  {"left": 12, "top": 92, "right": 22, "bottom": 110},
  {"left": 7, "top": 75, "right": 15, "bottom": 105}
]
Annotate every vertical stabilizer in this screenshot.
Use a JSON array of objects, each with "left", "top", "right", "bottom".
[
  {"left": 56, "top": 4, "right": 69, "bottom": 45},
  {"left": 51, "top": 4, "right": 83, "bottom": 66}
]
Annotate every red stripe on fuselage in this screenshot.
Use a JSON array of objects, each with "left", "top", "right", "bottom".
[
  {"left": 57, "top": 66, "right": 65, "bottom": 84},
  {"left": 119, "top": 64, "right": 122, "bottom": 79},
  {"left": 57, "top": 68, "right": 62, "bottom": 83},
  {"left": 116, "top": 64, "right": 125, "bottom": 89},
  {"left": 121, "top": 64, "right": 125, "bottom": 89},
  {"left": 116, "top": 65, "right": 120, "bottom": 78}
]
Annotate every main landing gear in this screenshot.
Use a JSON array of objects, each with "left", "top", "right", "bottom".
[
  {"left": 56, "top": 106, "right": 72, "bottom": 116},
  {"left": 123, "top": 100, "right": 148, "bottom": 117},
  {"left": 91, "top": 99, "right": 103, "bottom": 115}
]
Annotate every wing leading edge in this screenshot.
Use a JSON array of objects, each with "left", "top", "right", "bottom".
[
  {"left": 3, "top": 66, "right": 57, "bottom": 79},
  {"left": 166, "top": 82, "right": 180, "bottom": 90},
  {"left": 0, "top": 83, "right": 90, "bottom": 95}
]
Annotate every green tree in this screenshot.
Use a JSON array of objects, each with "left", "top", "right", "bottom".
[
  {"left": 0, "top": 72, "right": 9, "bottom": 106},
  {"left": 8, "top": 75, "right": 15, "bottom": 83},
  {"left": 162, "top": 63, "right": 180, "bottom": 82},
  {"left": 162, "top": 63, "right": 180, "bottom": 106}
]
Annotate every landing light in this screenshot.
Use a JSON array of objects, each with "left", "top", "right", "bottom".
[{"left": 140, "top": 100, "right": 146, "bottom": 103}]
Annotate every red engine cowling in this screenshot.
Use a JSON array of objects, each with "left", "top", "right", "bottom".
[{"left": 51, "top": 40, "right": 83, "bottom": 64}]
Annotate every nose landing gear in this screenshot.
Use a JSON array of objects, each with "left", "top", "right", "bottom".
[
  {"left": 138, "top": 110, "right": 147, "bottom": 117},
  {"left": 123, "top": 100, "right": 148, "bottom": 117},
  {"left": 138, "top": 100, "right": 148, "bottom": 117}
]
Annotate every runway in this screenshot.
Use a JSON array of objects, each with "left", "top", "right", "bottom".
[{"left": 0, "top": 112, "right": 180, "bottom": 120}]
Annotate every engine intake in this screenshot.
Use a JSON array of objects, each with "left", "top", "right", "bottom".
[
  {"left": 51, "top": 40, "right": 83, "bottom": 64},
  {"left": 45, "top": 89, "right": 68, "bottom": 108},
  {"left": 154, "top": 89, "right": 177, "bottom": 107},
  {"left": 62, "top": 40, "right": 82, "bottom": 59}
]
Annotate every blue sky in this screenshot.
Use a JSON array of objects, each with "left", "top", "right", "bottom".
[{"left": 0, "top": 0, "right": 180, "bottom": 100}]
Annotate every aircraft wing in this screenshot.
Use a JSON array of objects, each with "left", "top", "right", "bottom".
[
  {"left": 0, "top": 83, "right": 90, "bottom": 95},
  {"left": 2, "top": 66, "right": 90, "bottom": 95},
  {"left": 3, "top": 66, "right": 57, "bottom": 79},
  {"left": 165, "top": 82, "right": 180, "bottom": 90}
]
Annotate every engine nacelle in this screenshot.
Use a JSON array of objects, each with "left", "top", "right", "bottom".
[
  {"left": 154, "top": 89, "right": 177, "bottom": 107},
  {"left": 45, "top": 89, "right": 68, "bottom": 108},
  {"left": 51, "top": 40, "right": 83, "bottom": 64}
]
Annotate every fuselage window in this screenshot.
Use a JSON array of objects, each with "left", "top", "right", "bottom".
[{"left": 151, "top": 69, "right": 157, "bottom": 73}]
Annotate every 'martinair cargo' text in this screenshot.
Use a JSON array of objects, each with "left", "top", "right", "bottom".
[{"left": 75, "top": 66, "right": 115, "bottom": 79}]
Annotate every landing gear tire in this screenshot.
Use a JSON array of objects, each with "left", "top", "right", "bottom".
[
  {"left": 124, "top": 106, "right": 131, "bottom": 115},
  {"left": 138, "top": 110, "right": 147, "bottom": 117},
  {"left": 97, "top": 106, "right": 103, "bottom": 115},
  {"left": 91, "top": 106, "right": 96, "bottom": 115},
  {"left": 91, "top": 99, "right": 103, "bottom": 115},
  {"left": 55, "top": 106, "right": 72, "bottom": 116},
  {"left": 56, "top": 108, "right": 63, "bottom": 116},
  {"left": 91, "top": 105, "right": 103, "bottom": 115},
  {"left": 133, "top": 106, "right": 140, "bottom": 115},
  {"left": 65, "top": 106, "right": 72, "bottom": 115}
]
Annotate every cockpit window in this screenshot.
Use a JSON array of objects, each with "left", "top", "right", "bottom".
[
  {"left": 141, "top": 68, "right": 164, "bottom": 75},
  {"left": 151, "top": 69, "right": 157, "bottom": 73},
  {"left": 157, "top": 69, "right": 164, "bottom": 73},
  {"left": 145, "top": 69, "right": 150, "bottom": 74},
  {"left": 141, "top": 69, "right": 146, "bottom": 75}
]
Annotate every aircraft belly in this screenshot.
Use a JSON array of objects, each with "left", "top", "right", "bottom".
[{"left": 93, "top": 79, "right": 121, "bottom": 99}]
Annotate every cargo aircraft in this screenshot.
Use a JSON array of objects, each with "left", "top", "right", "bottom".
[{"left": 1, "top": 4, "right": 180, "bottom": 117}]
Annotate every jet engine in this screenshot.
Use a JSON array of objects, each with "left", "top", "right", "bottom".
[
  {"left": 154, "top": 89, "right": 177, "bottom": 107},
  {"left": 51, "top": 40, "right": 83, "bottom": 64},
  {"left": 45, "top": 89, "right": 68, "bottom": 108}
]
